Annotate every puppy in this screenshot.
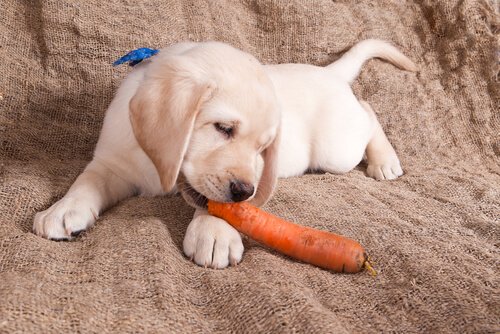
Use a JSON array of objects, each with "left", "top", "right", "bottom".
[{"left": 34, "top": 39, "right": 417, "bottom": 268}]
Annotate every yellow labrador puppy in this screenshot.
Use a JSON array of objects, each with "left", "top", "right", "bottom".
[{"left": 34, "top": 40, "right": 416, "bottom": 268}]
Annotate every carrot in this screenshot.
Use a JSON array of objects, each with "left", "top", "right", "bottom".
[{"left": 207, "top": 200, "right": 376, "bottom": 275}]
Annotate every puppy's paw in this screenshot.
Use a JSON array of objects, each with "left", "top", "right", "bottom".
[
  {"left": 366, "top": 155, "right": 403, "bottom": 181},
  {"left": 183, "top": 214, "right": 244, "bottom": 269},
  {"left": 33, "top": 198, "right": 97, "bottom": 240}
]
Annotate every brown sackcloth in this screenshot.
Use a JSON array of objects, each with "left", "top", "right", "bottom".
[{"left": 1, "top": 0, "right": 499, "bottom": 333}]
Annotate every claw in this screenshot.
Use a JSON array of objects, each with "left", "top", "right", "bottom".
[
  {"left": 71, "top": 230, "right": 84, "bottom": 237},
  {"left": 90, "top": 208, "right": 99, "bottom": 221},
  {"left": 51, "top": 237, "right": 72, "bottom": 242}
]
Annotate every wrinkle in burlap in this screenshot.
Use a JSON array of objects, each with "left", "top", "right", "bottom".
[{"left": 0, "top": 1, "right": 499, "bottom": 333}]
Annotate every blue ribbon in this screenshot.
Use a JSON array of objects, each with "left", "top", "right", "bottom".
[{"left": 113, "top": 47, "right": 159, "bottom": 67}]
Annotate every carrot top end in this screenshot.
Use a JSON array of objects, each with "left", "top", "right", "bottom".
[{"left": 364, "top": 260, "right": 377, "bottom": 277}]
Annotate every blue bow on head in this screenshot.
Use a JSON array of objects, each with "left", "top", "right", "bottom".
[{"left": 113, "top": 47, "right": 159, "bottom": 67}]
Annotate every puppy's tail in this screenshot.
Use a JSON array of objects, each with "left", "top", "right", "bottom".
[{"left": 327, "top": 39, "right": 418, "bottom": 84}]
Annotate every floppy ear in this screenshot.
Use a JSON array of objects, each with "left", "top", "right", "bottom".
[
  {"left": 129, "top": 59, "right": 215, "bottom": 192},
  {"left": 250, "top": 127, "right": 281, "bottom": 207}
]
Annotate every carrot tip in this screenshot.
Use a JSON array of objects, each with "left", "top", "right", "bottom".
[{"left": 364, "top": 261, "right": 377, "bottom": 277}]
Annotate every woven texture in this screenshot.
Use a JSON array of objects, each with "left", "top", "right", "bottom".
[{"left": 1, "top": 1, "right": 499, "bottom": 333}]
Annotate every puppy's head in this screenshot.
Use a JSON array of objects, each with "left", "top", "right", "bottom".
[{"left": 129, "top": 42, "right": 280, "bottom": 208}]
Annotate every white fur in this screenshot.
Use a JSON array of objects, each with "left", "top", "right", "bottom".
[{"left": 34, "top": 39, "right": 416, "bottom": 268}]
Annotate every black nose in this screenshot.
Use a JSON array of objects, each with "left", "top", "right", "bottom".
[{"left": 230, "top": 180, "right": 255, "bottom": 202}]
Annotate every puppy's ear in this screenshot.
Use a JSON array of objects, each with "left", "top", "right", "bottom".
[
  {"left": 129, "top": 58, "right": 215, "bottom": 192},
  {"left": 250, "top": 127, "right": 281, "bottom": 207}
]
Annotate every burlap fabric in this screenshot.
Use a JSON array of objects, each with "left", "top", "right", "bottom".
[{"left": 1, "top": 1, "right": 498, "bottom": 333}]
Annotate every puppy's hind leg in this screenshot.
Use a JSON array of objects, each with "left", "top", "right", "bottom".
[
  {"left": 362, "top": 101, "right": 404, "bottom": 180},
  {"left": 33, "top": 159, "right": 136, "bottom": 240}
]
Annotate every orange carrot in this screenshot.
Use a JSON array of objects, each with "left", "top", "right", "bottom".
[{"left": 208, "top": 200, "right": 376, "bottom": 274}]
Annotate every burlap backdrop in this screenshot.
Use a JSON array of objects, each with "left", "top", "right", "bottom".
[{"left": 1, "top": 1, "right": 498, "bottom": 333}]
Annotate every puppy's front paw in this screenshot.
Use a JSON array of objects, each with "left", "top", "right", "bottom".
[
  {"left": 366, "top": 154, "right": 403, "bottom": 181},
  {"left": 183, "top": 214, "right": 244, "bottom": 269},
  {"left": 33, "top": 198, "right": 97, "bottom": 240}
]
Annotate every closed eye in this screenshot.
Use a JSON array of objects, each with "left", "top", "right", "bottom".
[{"left": 214, "top": 122, "right": 234, "bottom": 138}]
